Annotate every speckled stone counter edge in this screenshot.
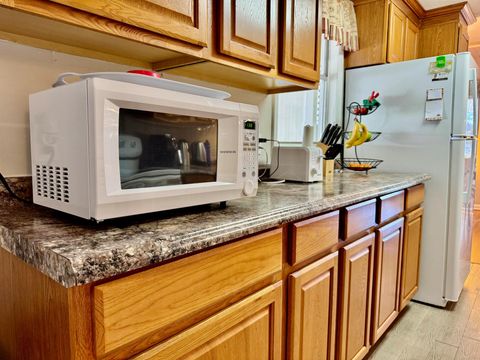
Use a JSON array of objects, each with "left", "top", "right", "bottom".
[{"left": 0, "top": 174, "right": 430, "bottom": 288}]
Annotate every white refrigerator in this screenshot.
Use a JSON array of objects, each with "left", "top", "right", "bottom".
[{"left": 345, "top": 53, "right": 478, "bottom": 307}]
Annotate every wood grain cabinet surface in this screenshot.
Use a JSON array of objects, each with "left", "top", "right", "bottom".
[
  {"left": 377, "top": 190, "right": 405, "bottom": 225},
  {"left": 288, "top": 252, "right": 338, "bottom": 360},
  {"left": 405, "top": 183, "right": 425, "bottom": 211},
  {"left": 371, "top": 217, "right": 404, "bottom": 344},
  {"left": 400, "top": 207, "right": 423, "bottom": 310},
  {"left": 132, "top": 282, "right": 283, "bottom": 360},
  {"left": 94, "top": 229, "right": 282, "bottom": 359},
  {"left": 281, "top": 0, "right": 322, "bottom": 81},
  {"left": 404, "top": 17, "right": 419, "bottom": 61},
  {"left": 341, "top": 199, "right": 377, "bottom": 240},
  {"left": 50, "top": 0, "right": 209, "bottom": 46},
  {"left": 290, "top": 210, "right": 339, "bottom": 265},
  {"left": 338, "top": 233, "right": 375, "bottom": 360},
  {"left": 219, "top": 0, "right": 277, "bottom": 68},
  {"left": 387, "top": 2, "right": 406, "bottom": 63}
]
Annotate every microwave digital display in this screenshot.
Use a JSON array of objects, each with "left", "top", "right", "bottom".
[
  {"left": 118, "top": 109, "right": 218, "bottom": 189},
  {"left": 244, "top": 120, "right": 256, "bottom": 130}
]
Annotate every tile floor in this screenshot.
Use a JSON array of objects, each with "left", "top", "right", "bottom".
[{"left": 366, "top": 210, "right": 480, "bottom": 360}]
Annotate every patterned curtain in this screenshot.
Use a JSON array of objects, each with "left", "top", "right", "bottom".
[{"left": 322, "top": 0, "right": 359, "bottom": 52}]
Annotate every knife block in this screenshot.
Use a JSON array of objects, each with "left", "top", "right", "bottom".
[{"left": 323, "top": 159, "right": 334, "bottom": 182}]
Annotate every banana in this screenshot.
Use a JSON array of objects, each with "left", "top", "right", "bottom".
[
  {"left": 352, "top": 122, "right": 369, "bottom": 146},
  {"left": 345, "top": 121, "right": 361, "bottom": 148}
]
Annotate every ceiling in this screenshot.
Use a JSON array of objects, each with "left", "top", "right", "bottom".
[{"left": 418, "top": 0, "right": 480, "bottom": 15}]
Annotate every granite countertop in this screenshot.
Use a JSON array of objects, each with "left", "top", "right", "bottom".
[{"left": 0, "top": 172, "right": 430, "bottom": 288}]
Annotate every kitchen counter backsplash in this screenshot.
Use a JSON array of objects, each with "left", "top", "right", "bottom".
[{"left": 0, "top": 172, "right": 430, "bottom": 287}]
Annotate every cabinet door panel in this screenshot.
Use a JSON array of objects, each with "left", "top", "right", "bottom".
[
  {"left": 133, "top": 282, "right": 283, "bottom": 360},
  {"left": 387, "top": 3, "right": 406, "bottom": 63},
  {"left": 51, "top": 0, "right": 208, "bottom": 46},
  {"left": 282, "top": 0, "right": 321, "bottom": 81},
  {"left": 372, "top": 218, "right": 404, "bottom": 344},
  {"left": 400, "top": 207, "right": 423, "bottom": 310},
  {"left": 404, "top": 18, "right": 419, "bottom": 61},
  {"left": 220, "top": 0, "right": 277, "bottom": 67},
  {"left": 288, "top": 252, "right": 338, "bottom": 360},
  {"left": 338, "top": 234, "right": 375, "bottom": 360},
  {"left": 419, "top": 22, "right": 458, "bottom": 58}
]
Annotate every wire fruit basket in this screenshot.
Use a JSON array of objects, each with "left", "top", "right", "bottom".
[
  {"left": 343, "top": 131, "right": 382, "bottom": 143},
  {"left": 337, "top": 158, "right": 383, "bottom": 173}
]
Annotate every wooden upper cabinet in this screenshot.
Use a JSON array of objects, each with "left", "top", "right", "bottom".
[
  {"left": 133, "top": 282, "right": 283, "bottom": 360},
  {"left": 338, "top": 233, "right": 375, "bottom": 360},
  {"left": 404, "top": 18, "right": 419, "bottom": 61},
  {"left": 50, "top": 0, "right": 209, "bottom": 46},
  {"left": 288, "top": 252, "right": 338, "bottom": 360},
  {"left": 387, "top": 2, "right": 406, "bottom": 63},
  {"left": 219, "top": 0, "right": 277, "bottom": 68},
  {"left": 371, "top": 218, "right": 404, "bottom": 344},
  {"left": 419, "top": 21, "right": 458, "bottom": 58},
  {"left": 281, "top": 0, "right": 322, "bottom": 81}
]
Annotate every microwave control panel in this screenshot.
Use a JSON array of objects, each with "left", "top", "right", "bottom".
[{"left": 241, "top": 120, "right": 258, "bottom": 196}]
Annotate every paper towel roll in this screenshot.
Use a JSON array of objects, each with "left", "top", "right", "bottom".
[{"left": 303, "top": 125, "right": 313, "bottom": 147}]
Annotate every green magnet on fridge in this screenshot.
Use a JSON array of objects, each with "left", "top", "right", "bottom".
[{"left": 436, "top": 56, "right": 446, "bottom": 68}]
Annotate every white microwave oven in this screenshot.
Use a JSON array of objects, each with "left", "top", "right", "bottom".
[{"left": 29, "top": 77, "right": 259, "bottom": 221}]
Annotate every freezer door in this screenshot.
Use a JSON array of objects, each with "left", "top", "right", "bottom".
[{"left": 444, "top": 137, "right": 476, "bottom": 301}]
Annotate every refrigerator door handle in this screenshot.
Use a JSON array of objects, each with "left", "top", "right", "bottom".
[
  {"left": 451, "top": 135, "right": 477, "bottom": 140},
  {"left": 471, "top": 68, "right": 478, "bottom": 137}
]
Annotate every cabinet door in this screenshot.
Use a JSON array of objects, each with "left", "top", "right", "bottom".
[
  {"left": 281, "top": 0, "right": 322, "bottom": 81},
  {"left": 371, "top": 218, "right": 404, "bottom": 344},
  {"left": 419, "top": 22, "right": 458, "bottom": 58},
  {"left": 50, "top": 0, "right": 208, "bottom": 46},
  {"left": 219, "top": 0, "right": 277, "bottom": 68},
  {"left": 400, "top": 207, "right": 423, "bottom": 310},
  {"left": 338, "top": 233, "right": 375, "bottom": 360},
  {"left": 387, "top": 2, "right": 406, "bottom": 63},
  {"left": 404, "top": 18, "right": 419, "bottom": 61},
  {"left": 133, "top": 282, "right": 283, "bottom": 360},
  {"left": 288, "top": 252, "right": 338, "bottom": 360}
]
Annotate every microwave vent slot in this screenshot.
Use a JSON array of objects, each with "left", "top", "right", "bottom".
[{"left": 35, "top": 165, "right": 70, "bottom": 202}]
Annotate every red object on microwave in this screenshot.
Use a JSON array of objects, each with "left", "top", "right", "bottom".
[{"left": 127, "top": 70, "right": 162, "bottom": 78}]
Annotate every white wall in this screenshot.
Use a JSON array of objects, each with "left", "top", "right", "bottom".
[{"left": 0, "top": 40, "right": 272, "bottom": 176}]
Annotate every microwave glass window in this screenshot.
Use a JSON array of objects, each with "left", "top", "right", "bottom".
[{"left": 119, "top": 109, "right": 218, "bottom": 189}]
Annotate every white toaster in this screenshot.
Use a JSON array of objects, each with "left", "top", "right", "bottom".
[{"left": 270, "top": 145, "right": 323, "bottom": 182}]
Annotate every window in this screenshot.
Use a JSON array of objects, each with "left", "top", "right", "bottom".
[{"left": 273, "top": 38, "right": 344, "bottom": 143}]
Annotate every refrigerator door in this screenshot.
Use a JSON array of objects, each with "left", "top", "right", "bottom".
[
  {"left": 444, "top": 137, "right": 476, "bottom": 301},
  {"left": 345, "top": 55, "right": 455, "bottom": 306}
]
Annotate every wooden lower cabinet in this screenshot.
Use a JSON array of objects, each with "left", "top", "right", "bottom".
[
  {"left": 337, "top": 233, "right": 375, "bottom": 360},
  {"left": 400, "top": 207, "right": 423, "bottom": 310},
  {"left": 133, "top": 282, "right": 283, "bottom": 360},
  {"left": 288, "top": 252, "right": 338, "bottom": 360},
  {"left": 371, "top": 218, "right": 404, "bottom": 344}
]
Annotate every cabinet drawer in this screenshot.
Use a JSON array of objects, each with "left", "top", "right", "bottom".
[
  {"left": 377, "top": 190, "right": 405, "bottom": 224},
  {"left": 94, "top": 229, "right": 283, "bottom": 358},
  {"left": 132, "top": 282, "right": 283, "bottom": 360},
  {"left": 290, "top": 211, "right": 339, "bottom": 265},
  {"left": 340, "top": 199, "right": 377, "bottom": 240},
  {"left": 405, "top": 184, "right": 425, "bottom": 211}
]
